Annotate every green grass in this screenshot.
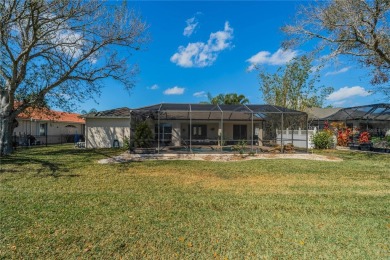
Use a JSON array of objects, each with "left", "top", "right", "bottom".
[{"left": 0, "top": 145, "right": 389, "bottom": 259}]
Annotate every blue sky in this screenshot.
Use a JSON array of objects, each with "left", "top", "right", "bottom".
[{"left": 78, "top": 1, "right": 386, "bottom": 112}]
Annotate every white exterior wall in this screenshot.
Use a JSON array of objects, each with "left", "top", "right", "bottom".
[
  {"left": 172, "top": 122, "right": 181, "bottom": 146},
  {"left": 14, "top": 119, "right": 83, "bottom": 136},
  {"left": 13, "top": 119, "right": 84, "bottom": 144},
  {"left": 86, "top": 118, "right": 130, "bottom": 148}
]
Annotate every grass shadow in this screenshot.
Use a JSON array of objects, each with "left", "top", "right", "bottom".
[{"left": 0, "top": 155, "right": 70, "bottom": 177}]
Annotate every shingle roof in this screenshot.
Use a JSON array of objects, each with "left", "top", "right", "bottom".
[
  {"left": 305, "top": 107, "right": 342, "bottom": 120},
  {"left": 83, "top": 107, "right": 131, "bottom": 118}
]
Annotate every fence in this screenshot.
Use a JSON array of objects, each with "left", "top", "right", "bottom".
[
  {"left": 276, "top": 128, "right": 315, "bottom": 149},
  {"left": 13, "top": 134, "right": 85, "bottom": 147}
]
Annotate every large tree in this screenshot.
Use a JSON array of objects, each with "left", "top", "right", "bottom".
[
  {"left": 206, "top": 93, "right": 249, "bottom": 105},
  {"left": 259, "top": 55, "right": 333, "bottom": 111},
  {"left": 283, "top": 0, "right": 390, "bottom": 94},
  {"left": 0, "top": 0, "right": 148, "bottom": 155}
]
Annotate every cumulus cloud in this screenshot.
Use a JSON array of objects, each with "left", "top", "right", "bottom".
[
  {"left": 171, "top": 21, "right": 234, "bottom": 68},
  {"left": 193, "top": 91, "right": 207, "bottom": 98},
  {"left": 54, "top": 29, "right": 84, "bottom": 58},
  {"left": 325, "top": 66, "right": 352, "bottom": 76},
  {"left": 147, "top": 84, "right": 159, "bottom": 90},
  {"left": 163, "top": 86, "right": 185, "bottom": 95},
  {"left": 246, "top": 48, "right": 298, "bottom": 71},
  {"left": 327, "top": 86, "right": 371, "bottom": 101}
]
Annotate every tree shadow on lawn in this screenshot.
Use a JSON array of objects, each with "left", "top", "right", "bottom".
[
  {"left": 0, "top": 155, "right": 78, "bottom": 178},
  {"left": 43, "top": 147, "right": 126, "bottom": 160}
]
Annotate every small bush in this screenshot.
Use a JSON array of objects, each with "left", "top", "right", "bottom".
[
  {"left": 233, "top": 140, "right": 247, "bottom": 155},
  {"left": 248, "top": 151, "right": 256, "bottom": 156},
  {"left": 123, "top": 136, "right": 134, "bottom": 150},
  {"left": 134, "top": 122, "right": 153, "bottom": 148},
  {"left": 312, "top": 131, "right": 334, "bottom": 149}
]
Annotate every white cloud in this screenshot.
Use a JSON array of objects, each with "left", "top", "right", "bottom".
[
  {"left": 147, "top": 84, "right": 159, "bottom": 90},
  {"left": 246, "top": 48, "right": 298, "bottom": 71},
  {"left": 171, "top": 21, "right": 234, "bottom": 68},
  {"left": 193, "top": 91, "right": 207, "bottom": 98},
  {"left": 325, "top": 66, "right": 352, "bottom": 76},
  {"left": 333, "top": 100, "right": 347, "bottom": 106},
  {"left": 183, "top": 17, "right": 198, "bottom": 37},
  {"left": 327, "top": 86, "right": 371, "bottom": 101},
  {"left": 163, "top": 86, "right": 185, "bottom": 95}
]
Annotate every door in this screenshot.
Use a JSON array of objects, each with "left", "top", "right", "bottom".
[
  {"left": 155, "top": 124, "right": 172, "bottom": 144},
  {"left": 233, "top": 125, "right": 247, "bottom": 140},
  {"left": 190, "top": 124, "right": 207, "bottom": 139}
]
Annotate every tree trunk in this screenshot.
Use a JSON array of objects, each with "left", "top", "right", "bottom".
[{"left": 0, "top": 114, "right": 15, "bottom": 156}]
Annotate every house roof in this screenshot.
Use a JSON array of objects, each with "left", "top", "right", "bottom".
[
  {"left": 131, "top": 103, "right": 307, "bottom": 121},
  {"left": 133, "top": 103, "right": 305, "bottom": 113},
  {"left": 305, "top": 107, "right": 342, "bottom": 120},
  {"left": 83, "top": 107, "right": 131, "bottom": 118},
  {"left": 17, "top": 108, "right": 85, "bottom": 124},
  {"left": 322, "top": 103, "right": 390, "bottom": 121}
]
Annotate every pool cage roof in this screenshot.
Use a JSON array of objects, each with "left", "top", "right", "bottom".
[
  {"left": 322, "top": 103, "right": 390, "bottom": 122},
  {"left": 130, "top": 103, "right": 306, "bottom": 121},
  {"left": 128, "top": 103, "right": 309, "bottom": 153}
]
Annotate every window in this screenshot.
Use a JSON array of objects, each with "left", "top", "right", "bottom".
[
  {"left": 39, "top": 123, "right": 47, "bottom": 136},
  {"left": 233, "top": 125, "right": 247, "bottom": 140},
  {"left": 190, "top": 125, "right": 207, "bottom": 139},
  {"left": 155, "top": 124, "right": 172, "bottom": 143}
]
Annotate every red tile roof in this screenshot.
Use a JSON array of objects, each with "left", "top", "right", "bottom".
[{"left": 17, "top": 108, "right": 85, "bottom": 124}]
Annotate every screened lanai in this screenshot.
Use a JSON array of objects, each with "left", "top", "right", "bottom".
[
  {"left": 129, "top": 103, "right": 308, "bottom": 153},
  {"left": 322, "top": 103, "right": 390, "bottom": 137}
]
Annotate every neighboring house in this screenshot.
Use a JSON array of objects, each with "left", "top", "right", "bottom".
[
  {"left": 14, "top": 108, "right": 85, "bottom": 145},
  {"left": 307, "top": 104, "right": 390, "bottom": 134},
  {"left": 84, "top": 103, "right": 309, "bottom": 150},
  {"left": 305, "top": 107, "right": 342, "bottom": 129},
  {"left": 321, "top": 103, "right": 390, "bottom": 137},
  {"left": 83, "top": 107, "right": 131, "bottom": 149}
]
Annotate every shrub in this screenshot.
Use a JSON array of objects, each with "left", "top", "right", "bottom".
[
  {"left": 312, "top": 131, "right": 334, "bottom": 149},
  {"left": 123, "top": 136, "right": 134, "bottom": 150},
  {"left": 233, "top": 140, "right": 247, "bottom": 155},
  {"left": 330, "top": 121, "right": 352, "bottom": 146},
  {"left": 134, "top": 122, "right": 153, "bottom": 148},
  {"left": 358, "top": 131, "right": 371, "bottom": 144}
]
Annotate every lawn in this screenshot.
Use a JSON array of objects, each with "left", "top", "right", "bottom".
[{"left": 0, "top": 145, "right": 389, "bottom": 259}]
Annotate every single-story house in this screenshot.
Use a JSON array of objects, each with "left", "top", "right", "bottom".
[
  {"left": 14, "top": 108, "right": 85, "bottom": 145},
  {"left": 306, "top": 107, "right": 342, "bottom": 129},
  {"left": 84, "top": 103, "right": 309, "bottom": 152},
  {"left": 307, "top": 103, "right": 390, "bottom": 137}
]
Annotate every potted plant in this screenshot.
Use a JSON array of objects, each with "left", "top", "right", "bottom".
[{"left": 358, "top": 131, "right": 372, "bottom": 151}]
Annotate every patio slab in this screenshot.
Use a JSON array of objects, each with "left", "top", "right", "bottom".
[{"left": 98, "top": 152, "right": 342, "bottom": 164}]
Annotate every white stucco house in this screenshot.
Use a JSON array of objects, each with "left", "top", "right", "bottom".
[
  {"left": 14, "top": 108, "right": 85, "bottom": 145},
  {"left": 83, "top": 103, "right": 309, "bottom": 151}
]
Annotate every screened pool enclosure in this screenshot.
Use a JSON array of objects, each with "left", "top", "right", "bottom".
[
  {"left": 321, "top": 103, "right": 390, "bottom": 141},
  {"left": 129, "top": 103, "right": 308, "bottom": 153}
]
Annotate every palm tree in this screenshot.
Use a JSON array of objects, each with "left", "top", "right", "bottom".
[
  {"left": 205, "top": 93, "right": 249, "bottom": 105},
  {"left": 223, "top": 93, "right": 249, "bottom": 105}
]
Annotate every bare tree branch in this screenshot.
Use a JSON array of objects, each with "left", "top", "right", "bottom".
[
  {"left": 283, "top": 0, "right": 390, "bottom": 89},
  {"left": 0, "top": 0, "right": 148, "bottom": 155}
]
